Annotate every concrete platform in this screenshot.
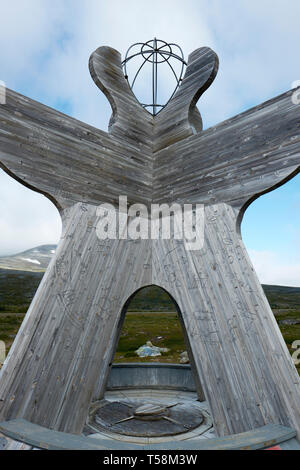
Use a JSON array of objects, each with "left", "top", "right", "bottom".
[{"left": 0, "top": 364, "right": 299, "bottom": 450}]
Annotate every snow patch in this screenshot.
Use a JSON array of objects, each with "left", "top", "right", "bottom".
[{"left": 20, "top": 258, "right": 41, "bottom": 265}]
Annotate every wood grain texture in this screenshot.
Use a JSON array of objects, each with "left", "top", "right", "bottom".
[
  {"left": 0, "top": 47, "right": 298, "bottom": 214},
  {"left": 89, "top": 46, "right": 153, "bottom": 147},
  {"left": 0, "top": 44, "right": 299, "bottom": 439},
  {"left": 153, "top": 47, "right": 218, "bottom": 152},
  {"left": 152, "top": 205, "right": 300, "bottom": 437},
  {"left": 154, "top": 88, "right": 300, "bottom": 214},
  {"left": 0, "top": 87, "right": 153, "bottom": 210}
]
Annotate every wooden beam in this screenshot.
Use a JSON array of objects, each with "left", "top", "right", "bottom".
[
  {"left": 0, "top": 419, "right": 297, "bottom": 450},
  {"left": 0, "top": 88, "right": 152, "bottom": 210},
  {"left": 154, "top": 88, "right": 300, "bottom": 210}
]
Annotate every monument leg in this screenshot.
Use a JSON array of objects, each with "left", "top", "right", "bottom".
[
  {"left": 0, "top": 201, "right": 299, "bottom": 438},
  {"left": 152, "top": 203, "right": 300, "bottom": 438},
  {"left": 0, "top": 203, "right": 152, "bottom": 434}
]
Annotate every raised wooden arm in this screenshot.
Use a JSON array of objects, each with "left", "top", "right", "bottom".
[
  {"left": 0, "top": 86, "right": 152, "bottom": 211},
  {"left": 154, "top": 87, "right": 300, "bottom": 217}
]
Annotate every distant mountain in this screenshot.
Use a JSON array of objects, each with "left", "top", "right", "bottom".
[{"left": 0, "top": 245, "right": 57, "bottom": 272}]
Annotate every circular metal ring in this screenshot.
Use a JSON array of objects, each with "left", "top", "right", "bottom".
[{"left": 122, "top": 38, "right": 186, "bottom": 116}]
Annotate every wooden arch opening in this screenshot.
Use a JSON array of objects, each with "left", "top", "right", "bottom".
[
  {"left": 99, "top": 285, "right": 205, "bottom": 401},
  {"left": 115, "top": 286, "right": 186, "bottom": 364}
]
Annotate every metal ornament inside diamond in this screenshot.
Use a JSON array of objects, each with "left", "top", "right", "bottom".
[{"left": 122, "top": 38, "right": 187, "bottom": 116}]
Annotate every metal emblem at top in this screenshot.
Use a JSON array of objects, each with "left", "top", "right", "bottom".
[{"left": 122, "top": 38, "right": 187, "bottom": 116}]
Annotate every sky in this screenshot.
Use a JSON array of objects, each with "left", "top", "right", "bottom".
[{"left": 0, "top": 0, "right": 299, "bottom": 286}]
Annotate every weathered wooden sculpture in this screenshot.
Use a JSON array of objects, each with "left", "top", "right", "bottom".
[{"left": 0, "top": 40, "right": 299, "bottom": 440}]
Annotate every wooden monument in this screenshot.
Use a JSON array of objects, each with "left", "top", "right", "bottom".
[{"left": 0, "top": 40, "right": 299, "bottom": 440}]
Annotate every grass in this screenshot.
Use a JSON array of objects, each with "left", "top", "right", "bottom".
[
  {"left": 0, "top": 269, "right": 43, "bottom": 313},
  {"left": 273, "top": 309, "right": 300, "bottom": 375},
  {"left": 0, "top": 312, "right": 25, "bottom": 351},
  {"left": 114, "top": 312, "right": 185, "bottom": 363}
]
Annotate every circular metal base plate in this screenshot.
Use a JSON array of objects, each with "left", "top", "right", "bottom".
[{"left": 87, "top": 399, "right": 204, "bottom": 438}]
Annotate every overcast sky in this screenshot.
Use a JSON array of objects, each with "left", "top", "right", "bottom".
[{"left": 0, "top": 0, "right": 299, "bottom": 286}]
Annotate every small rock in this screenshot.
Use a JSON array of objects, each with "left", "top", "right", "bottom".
[
  {"left": 180, "top": 351, "right": 189, "bottom": 364},
  {"left": 278, "top": 319, "right": 300, "bottom": 325},
  {"left": 135, "top": 341, "right": 170, "bottom": 358}
]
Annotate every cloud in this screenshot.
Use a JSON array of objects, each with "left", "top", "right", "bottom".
[
  {"left": 0, "top": 170, "right": 61, "bottom": 256},
  {"left": 248, "top": 250, "right": 300, "bottom": 287},
  {"left": 0, "top": 1, "right": 69, "bottom": 90},
  {"left": 1, "top": 0, "right": 299, "bottom": 128}
]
